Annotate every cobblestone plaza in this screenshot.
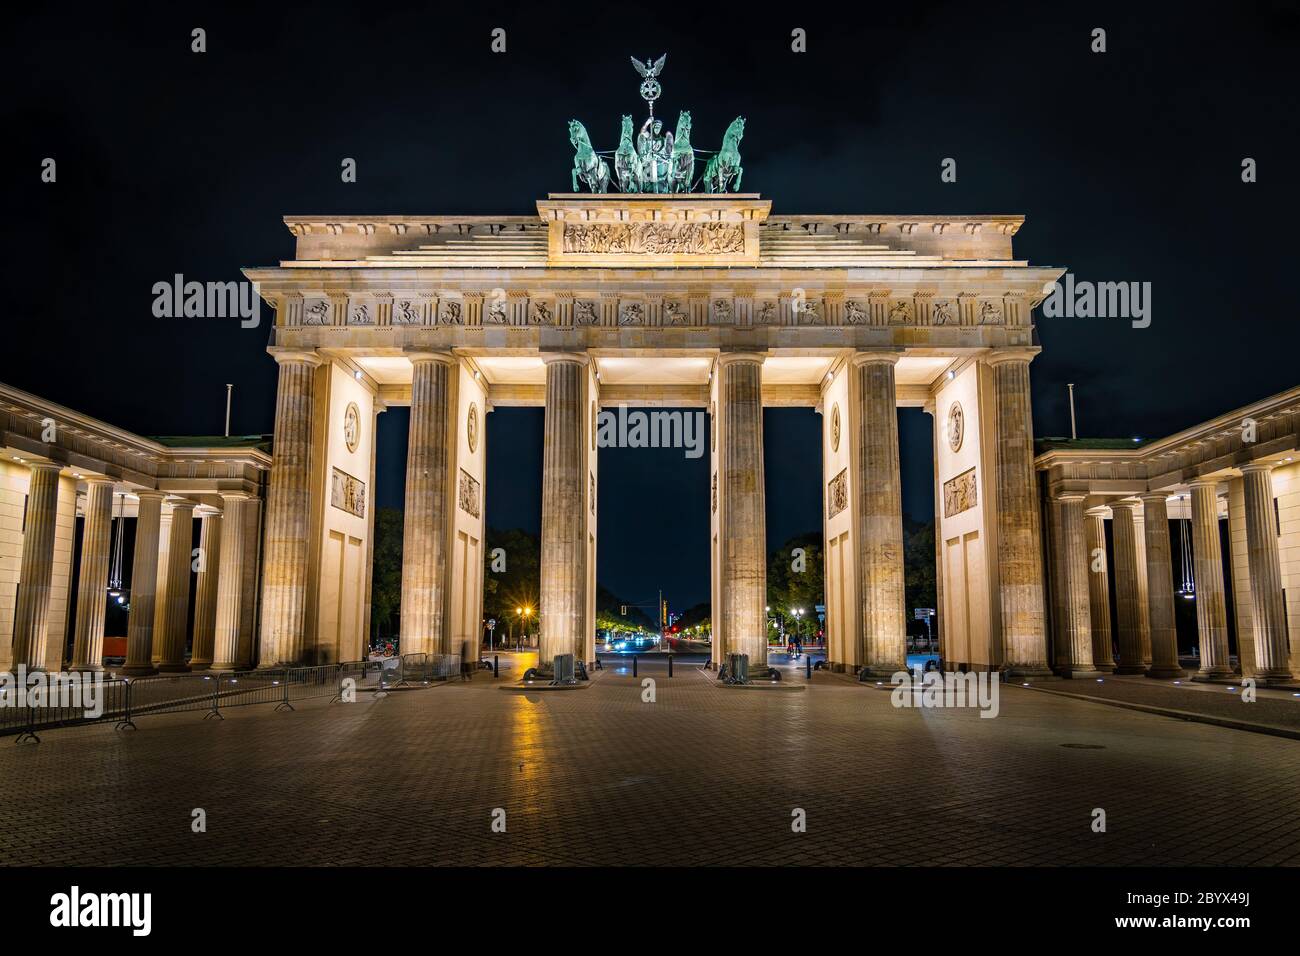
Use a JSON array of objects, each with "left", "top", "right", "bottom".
[{"left": 3, "top": 665, "right": 1298, "bottom": 868}]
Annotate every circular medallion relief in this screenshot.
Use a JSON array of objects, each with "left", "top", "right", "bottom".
[
  {"left": 467, "top": 402, "right": 479, "bottom": 453},
  {"left": 947, "top": 401, "right": 965, "bottom": 452},
  {"left": 343, "top": 402, "right": 360, "bottom": 453},
  {"left": 830, "top": 403, "right": 841, "bottom": 452}
]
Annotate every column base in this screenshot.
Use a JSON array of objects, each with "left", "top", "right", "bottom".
[
  {"left": 120, "top": 664, "right": 157, "bottom": 677},
  {"left": 156, "top": 663, "right": 190, "bottom": 673},
  {"left": 67, "top": 663, "right": 104, "bottom": 674},
  {"left": 1003, "top": 663, "right": 1055, "bottom": 681},
  {"left": 190, "top": 662, "right": 212, "bottom": 672},
  {"left": 1145, "top": 665, "right": 1186, "bottom": 680},
  {"left": 1192, "top": 666, "right": 1235, "bottom": 683},
  {"left": 1092, "top": 661, "right": 1116, "bottom": 673},
  {"left": 1113, "top": 664, "right": 1148, "bottom": 675},
  {"left": 858, "top": 662, "right": 906, "bottom": 680},
  {"left": 1054, "top": 667, "right": 1107, "bottom": 679},
  {"left": 1249, "top": 669, "right": 1296, "bottom": 686}
]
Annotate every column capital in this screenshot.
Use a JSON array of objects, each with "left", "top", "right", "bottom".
[
  {"left": 1187, "top": 477, "right": 1222, "bottom": 492},
  {"left": 25, "top": 460, "right": 62, "bottom": 475},
  {"left": 983, "top": 346, "right": 1042, "bottom": 368},
  {"left": 1053, "top": 492, "right": 1088, "bottom": 503},
  {"left": 404, "top": 348, "right": 457, "bottom": 366},
  {"left": 268, "top": 347, "right": 323, "bottom": 368},
  {"left": 850, "top": 350, "right": 902, "bottom": 367},
  {"left": 1239, "top": 461, "right": 1276, "bottom": 475},
  {"left": 133, "top": 489, "right": 167, "bottom": 501},
  {"left": 1137, "top": 491, "right": 1171, "bottom": 504},
  {"left": 217, "top": 490, "right": 253, "bottom": 503},
  {"left": 1084, "top": 505, "right": 1111, "bottom": 518},
  {"left": 540, "top": 351, "right": 590, "bottom": 367},
  {"left": 715, "top": 351, "right": 766, "bottom": 367}
]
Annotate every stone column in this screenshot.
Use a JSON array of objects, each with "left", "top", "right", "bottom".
[
  {"left": 400, "top": 352, "right": 457, "bottom": 658},
  {"left": 188, "top": 509, "right": 222, "bottom": 670},
  {"left": 69, "top": 478, "right": 115, "bottom": 671},
  {"left": 538, "top": 353, "right": 590, "bottom": 670},
  {"left": 986, "top": 351, "right": 1051, "bottom": 677},
  {"left": 1189, "top": 480, "right": 1232, "bottom": 680},
  {"left": 11, "top": 463, "right": 63, "bottom": 671},
  {"left": 1084, "top": 506, "right": 1114, "bottom": 672},
  {"left": 853, "top": 352, "right": 906, "bottom": 678},
  {"left": 717, "top": 353, "right": 768, "bottom": 675},
  {"left": 123, "top": 491, "right": 165, "bottom": 675},
  {"left": 1131, "top": 507, "right": 1153, "bottom": 667},
  {"left": 258, "top": 350, "right": 321, "bottom": 666},
  {"left": 156, "top": 501, "right": 195, "bottom": 672},
  {"left": 1111, "top": 501, "right": 1150, "bottom": 674},
  {"left": 1241, "top": 464, "right": 1292, "bottom": 682},
  {"left": 1050, "top": 493, "right": 1096, "bottom": 676},
  {"left": 1140, "top": 494, "right": 1184, "bottom": 678},
  {"left": 211, "top": 494, "right": 250, "bottom": 670}
]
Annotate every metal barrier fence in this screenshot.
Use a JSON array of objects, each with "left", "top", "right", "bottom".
[{"left": 2, "top": 655, "right": 460, "bottom": 743}]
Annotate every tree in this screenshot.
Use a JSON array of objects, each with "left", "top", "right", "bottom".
[
  {"left": 370, "top": 508, "right": 404, "bottom": 645},
  {"left": 903, "top": 518, "right": 937, "bottom": 635},
  {"left": 482, "top": 527, "right": 541, "bottom": 639}
]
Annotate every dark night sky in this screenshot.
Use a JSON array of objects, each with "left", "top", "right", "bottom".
[{"left": 5, "top": 2, "right": 1297, "bottom": 609}]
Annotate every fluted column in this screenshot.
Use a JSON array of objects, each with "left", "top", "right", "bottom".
[
  {"left": 156, "top": 501, "right": 195, "bottom": 672},
  {"left": 716, "top": 353, "right": 768, "bottom": 675},
  {"left": 188, "top": 509, "right": 222, "bottom": 670},
  {"left": 1241, "top": 464, "right": 1292, "bottom": 681},
  {"left": 853, "top": 352, "right": 906, "bottom": 678},
  {"left": 69, "top": 479, "right": 115, "bottom": 671},
  {"left": 10, "top": 463, "right": 63, "bottom": 671},
  {"left": 1111, "top": 501, "right": 1150, "bottom": 674},
  {"left": 400, "top": 352, "right": 457, "bottom": 657},
  {"left": 257, "top": 351, "right": 321, "bottom": 666},
  {"left": 1084, "top": 507, "right": 1114, "bottom": 672},
  {"left": 1050, "top": 494, "right": 1096, "bottom": 675},
  {"left": 538, "top": 353, "right": 589, "bottom": 668},
  {"left": 1140, "top": 494, "right": 1184, "bottom": 678},
  {"left": 986, "top": 351, "right": 1051, "bottom": 677},
  {"left": 1189, "top": 480, "right": 1232, "bottom": 680},
  {"left": 211, "top": 494, "right": 250, "bottom": 670},
  {"left": 123, "top": 491, "right": 165, "bottom": 675}
]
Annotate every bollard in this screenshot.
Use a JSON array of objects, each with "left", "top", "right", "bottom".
[
  {"left": 806, "top": 656, "right": 812, "bottom": 679},
  {"left": 668, "top": 654, "right": 673, "bottom": 678},
  {"left": 632, "top": 655, "right": 638, "bottom": 678},
  {"left": 493, "top": 655, "right": 499, "bottom": 679}
]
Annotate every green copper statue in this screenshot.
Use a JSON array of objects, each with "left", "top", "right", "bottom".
[
  {"left": 565, "top": 56, "right": 749, "bottom": 194},
  {"left": 669, "top": 110, "right": 694, "bottom": 194},
  {"left": 568, "top": 119, "right": 610, "bottom": 194},
  {"left": 614, "top": 115, "right": 642, "bottom": 193},
  {"left": 703, "top": 116, "right": 745, "bottom": 193}
]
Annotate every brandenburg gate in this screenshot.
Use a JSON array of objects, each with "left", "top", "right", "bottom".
[{"left": 245, "top": 191, "right": 1063, "bottom": 680}]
